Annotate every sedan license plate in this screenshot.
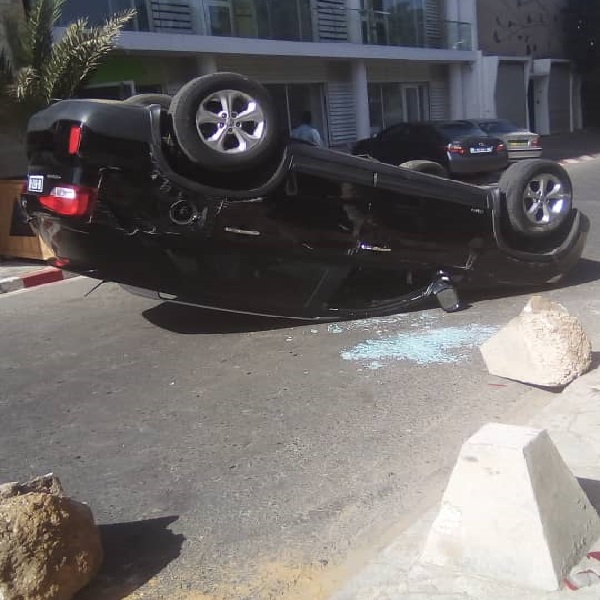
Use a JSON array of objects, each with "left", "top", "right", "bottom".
[
  {"left": 27, "top": 175, "right": 44, "bottom": 193},
  {"left": 470, "top": 146, "right": 493, "bottom": 154},
  {"left": 509, "top": 140, "right": 528, "bottom": 148}
]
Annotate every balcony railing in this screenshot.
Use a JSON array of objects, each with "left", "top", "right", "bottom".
[{"left": 58, "top": 0, "right": 473, "bottom": 51}]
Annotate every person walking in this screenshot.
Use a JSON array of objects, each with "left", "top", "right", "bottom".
[{"left": 291, "top": 110, "right": 323, "bottom": 147}]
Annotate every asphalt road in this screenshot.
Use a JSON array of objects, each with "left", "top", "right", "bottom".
[{"left": 1, "top": 160, "right": 600, "bottom": 600}]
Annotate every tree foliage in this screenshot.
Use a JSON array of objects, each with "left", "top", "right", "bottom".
[
  {"left": 562, "top": 0, "right": 600, "bottom": 74},
  {"left": 0, "top": 0, "right": 134, "bottom": 129}
]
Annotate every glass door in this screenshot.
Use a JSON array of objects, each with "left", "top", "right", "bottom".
[
  {"left": 206, "top": 0, "right": 233, "bottom": 36},
  {"left": 404, "top": 85, "right": 421, "bottom": 122},
  {"left": 232, "top": 0, "right": 258, "bottom": 38}
]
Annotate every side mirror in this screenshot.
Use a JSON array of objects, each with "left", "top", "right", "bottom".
[{"left": 430, "top": 272, "right": 461, "bottom": 313}]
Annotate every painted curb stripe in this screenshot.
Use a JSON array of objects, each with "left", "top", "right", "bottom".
[
  {"left": 21, "top": 268, "right": 64, "bottom": 288},
  {"left": 0, "top": 268, "right": 67, "bottom": 294}
]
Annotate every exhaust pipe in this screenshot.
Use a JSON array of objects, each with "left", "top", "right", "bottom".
[{"left": 169, "top": 199, "right": 197, "bottom": 225}]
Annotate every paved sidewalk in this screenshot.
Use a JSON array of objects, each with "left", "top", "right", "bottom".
[
  {"left": 542, "top": 129, "right": 600, "bottom": 164},
  {"left": 332, "top": 364, "right": 600, "bottom": 599}
]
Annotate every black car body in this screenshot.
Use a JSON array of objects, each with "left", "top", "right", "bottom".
[
  {"left": 20, "top": 73, "right": 587, "bottom": 320},
  {"left": 352, "top": 121, "right": 509, "bottom": 177}
]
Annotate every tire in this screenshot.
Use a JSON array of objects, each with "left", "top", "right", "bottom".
[
  {"left": 399, "top": 160, "right": 448, "bottom": 178},
  {"left": 124, "top": 94, "right": 172, "bottom": 110},
  {"left": 498, "top": 159, "right": 572, "bottom": 236},
  {"left": 169, "top": 72, "right": 278, "bottom": 171}
]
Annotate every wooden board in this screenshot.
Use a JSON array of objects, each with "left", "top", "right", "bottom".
[{"left": 0, "top": 179, "right": 53, "bottom": 260}]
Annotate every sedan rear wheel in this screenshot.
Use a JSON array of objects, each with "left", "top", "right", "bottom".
[
  {"left": 499, "top": 159, "right": 572, "bottom": 236},
  {"left": 399, "top": 160, "right": 448, "bottom": 178}
]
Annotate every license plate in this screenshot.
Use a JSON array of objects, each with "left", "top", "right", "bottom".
[
  {"left": 509, "top": 140, "right": 528, "bottom": 148},
  {"left": 27, "top": 175, "right": 44, "bottom": 193},
  {"left": 470, "top": 146, "right": 493, "bottom": 154}
]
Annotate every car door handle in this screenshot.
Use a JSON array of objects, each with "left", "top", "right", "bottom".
[
  {"left": 360, "top": 243, "right": 391, "bottom": 252},
  {"left": 224, "top": 227, "right": 260, "bottom": 236}
]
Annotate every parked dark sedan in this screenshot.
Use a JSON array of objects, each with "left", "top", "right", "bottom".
[
  {"left": 20, "top": 73, "right": 587, "bottom": 320},
  {"left": 352, "top": 121, "right": 509, "bottom": 178}
]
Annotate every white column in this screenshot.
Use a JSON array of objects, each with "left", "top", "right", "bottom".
[
  {"left": 573, "top": 74, "right": 583, "bottom": 130},
  {"left": 569, "top": 71, "right": 575, "bottom": 132},
  {"left": 524, "top": 59, "right": 533, "bottom": 130},
  {"left": 195, "top": 55, "right": 217, "bottom": 75},
  {"left": 449, "top": 63, "right": 464, "bottom": 119},
  {"left": 346, "top": 0, "right": 362, "bottom": 44},
  {"left": 532, "top": 60, "right": 551, "bottom": 135},
  {"left": 457, "top": 0, "right": 477, "bottom": 52},
  {"left": 445, "top": 0, "right": 459, "bottom": 21},
  {"left": 352, "top": 59, "right": 370, "bottom": 140},
  {"left": 535, "top": 77, "right": 551, "bottom": 135}
]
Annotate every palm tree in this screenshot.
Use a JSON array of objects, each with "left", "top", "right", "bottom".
[{"left": 0, "top": 0, "right": 135, "bottom": 133}]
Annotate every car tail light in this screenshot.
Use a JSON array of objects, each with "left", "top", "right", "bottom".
[
  {"left": 52, "top": 258, "right": 71, "bottom": 268},
  {"left": 531, "top": 136, "right": 542, "bottom": 148},
  {"left": 447, "top": 143, "right": 467, "bottom": 155},
  {"left": 68, "top": 125, "right": 82, "bottom": 154},
  {"left": 496, "top": 142, "right": 506, "bottom": 152},
  {"left": 39, "top": 185, "right": 96, "bottom": 216}
]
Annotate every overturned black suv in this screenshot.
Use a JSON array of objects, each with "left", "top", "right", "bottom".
[{"left": 22, "top": 72, "right": 588, "bottom": 320}]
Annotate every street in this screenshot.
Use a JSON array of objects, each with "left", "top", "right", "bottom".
[{"left": 1, "top": 159, "right": 600, "bottom": 600}]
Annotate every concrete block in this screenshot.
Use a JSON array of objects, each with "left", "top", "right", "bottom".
[
  {"left": 419, "top": 423, "right": 600, "bottom": 591},
  {"left": 479, "top": 296, "right": 592, "bottom": 387}
]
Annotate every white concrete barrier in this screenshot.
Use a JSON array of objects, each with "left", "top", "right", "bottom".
[{"left": 419, "top": 423, "right": 600, "bottom": 591}]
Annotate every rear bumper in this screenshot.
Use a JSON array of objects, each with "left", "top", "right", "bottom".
[
  {"left": 448, "top": 153, "right": 508, "bottom": 174},
  {"left": 508, "top": 148, "right": 543, "bottom": 161}
]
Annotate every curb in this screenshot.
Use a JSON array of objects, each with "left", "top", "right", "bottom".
[
  {"left": 0, "top": 267, "right": 76, "bottom": 294},
  {"left": 559, "top": 153, "right": 600, "bottom": 166}
]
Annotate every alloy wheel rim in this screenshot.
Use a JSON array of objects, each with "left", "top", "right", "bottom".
[
  {"left": 522, "top": 173, "right": 571, "bottom": 226},
  {"left": 195, "top": 89, "right": 266, "bottom": 154}
]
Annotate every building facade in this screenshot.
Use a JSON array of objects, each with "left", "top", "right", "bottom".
[
  {"left": 475, "top": 0, "right": 580, "bottom": 134},
  {"left": 13, "top": 0, "right": 576, "bottom": 146},
  {"left": 59, "top": 0, "right": 479, "bottom": 146}
]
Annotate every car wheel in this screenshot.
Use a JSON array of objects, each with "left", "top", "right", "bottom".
[
  {"left": 399, "top": 160, "right": 448, "bottom": 178},
  {"left": 124, "top": 94, "right": 172, "bottom": 109},
  {"left": 499, "top": 159, "right": 572, "bottom": 236},
  {"left": 169, "top": 72, "right": 278, "bottom": 171}
]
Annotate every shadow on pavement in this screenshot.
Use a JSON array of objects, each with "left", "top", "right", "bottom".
[
  {"left": 465, "top": 258, "right": 600, "bottom": 306},
  {"left": 142, "top": 302, "right": 302, "bottom": 334},
  {"left": 560, "top": 258, "right": 600, "bottom": 287},
  {"left": 75, "top": 516, "right": 184, "bottom": 600},
  {"left": 578, "top": 479, "right": 600, "bottom": 514},
  {"left": 141, "top": 258, "right": 600, "bottom": 333}
]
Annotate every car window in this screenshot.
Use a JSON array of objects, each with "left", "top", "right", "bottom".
[
  {"left": 434, "top": 122, "right": 486, "bottom": 139},
  {"left": 379, "top": 124, "right": 410, "bottom": 142},
  {"left": 411, "top": 124, "right": 440, "bottom": 142},
  {"left": 477, "top": 120, "right": 518, "bottom": 134}
]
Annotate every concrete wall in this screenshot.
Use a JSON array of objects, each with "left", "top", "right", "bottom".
[{"left": 477, "top": 0, "right": 567, "bottom": 59}]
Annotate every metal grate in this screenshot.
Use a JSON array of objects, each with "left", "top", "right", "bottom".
[
  {"left": 148, "top": 0, "right": 194, "bottom": 32},
  {"left": 316, "top": 0, "right": 348, "bottom": 42},
  {"left": 424, "top": 0, "right": 442, "bottom": 48},
  {"left": 327, "top": 82, "right": 356, "bottom": 145}
]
